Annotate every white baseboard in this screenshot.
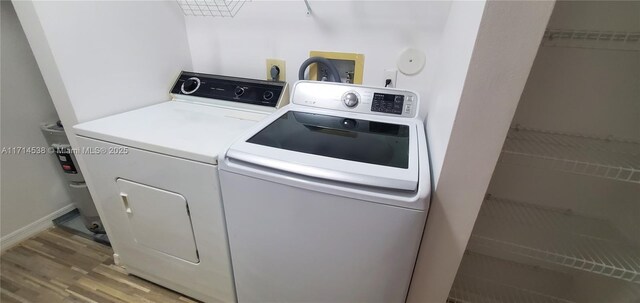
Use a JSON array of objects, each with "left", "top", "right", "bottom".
[{"left": 1, "top": 204, "right": 75, "bottom": 252}]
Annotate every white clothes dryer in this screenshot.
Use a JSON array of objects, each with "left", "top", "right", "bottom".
[{"left": 74, "top": 72, "right": 288, "bottom": 302}]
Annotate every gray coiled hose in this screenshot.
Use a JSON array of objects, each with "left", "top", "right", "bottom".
[{"left": 298, "top": 57, "right": 342, "bottom": 83}]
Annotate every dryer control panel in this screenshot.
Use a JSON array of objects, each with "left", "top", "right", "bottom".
[
  {"left": 171, "top": 71, "right": 288, "bottom": 108},
  {"left": 292, "top": 81, "right": 418, "bottom": 118}
]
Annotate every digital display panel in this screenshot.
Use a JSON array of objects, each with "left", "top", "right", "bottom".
[{"left": 371, "top": 93, "right": 404, "bottom": 115}]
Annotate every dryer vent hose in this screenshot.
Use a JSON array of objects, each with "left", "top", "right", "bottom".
[{"left": 298, "top": 57, "right": 342, "bottom": 83}]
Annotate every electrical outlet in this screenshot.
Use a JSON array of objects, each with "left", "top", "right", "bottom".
[
  {"left": 266, "top": 59, "right": 286, "bottom": 82},
  {"left": 384, "top": 69, "right": 397, "bottom": 88}
]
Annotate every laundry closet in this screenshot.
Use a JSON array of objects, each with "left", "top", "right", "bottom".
[
  {"left": 448, "top": 1, "right": 640, "bottom": 302},
  {"left": 6, "top": 0, "right": 638, "bottom": 302}
]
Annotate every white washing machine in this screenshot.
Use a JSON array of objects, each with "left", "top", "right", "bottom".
[
  {"left": 73, "top": 72, "right": 288, "bottom": 303},
  {"left": 219, "top": 81, "right": 431, "bottom": 303}
]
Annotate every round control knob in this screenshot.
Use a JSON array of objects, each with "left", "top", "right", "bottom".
[
  {"left": 234, "top": 86, "right": 245, "bottom": 97},
  {"left": 263, "top": 91, "right": 274, "bottom": 101},
  {"left": 181, "top": 77, "right": 200, "bottom": 94},
  {"left": 342, "top": 92, "right": 359, "bottom": 108}
]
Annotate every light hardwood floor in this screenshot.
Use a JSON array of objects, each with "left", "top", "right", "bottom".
[{"left": 1, "top": 227, "right": 199, "bottom": 303}]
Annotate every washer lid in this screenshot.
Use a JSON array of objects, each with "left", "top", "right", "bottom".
[
  {"left": 73, "top": 101, "right": 267, "bottom": 164},
  {"left": 226, "top": 110, "right": 419, "bottom": 191},
  {"left": 248, "top": 111, "right": 410, "bottom": 169}
]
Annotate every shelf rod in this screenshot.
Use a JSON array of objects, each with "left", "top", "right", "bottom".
[{"left": 304, "top": 0, "right": 312, "bottom": 15}]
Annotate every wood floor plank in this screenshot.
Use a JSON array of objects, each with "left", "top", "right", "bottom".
[
  {"left": 91, "top": 265, "right": 150, "bottom": 293},
  {"left": 39, "top": 233, "right": 110, "bottom": 262},
  {"left": 1, "top": 227, "right": 200, "bottom": 303},
  {"left": 62, "top": 294, "right": 93, "bottom": 303},
  {"left": 16, "top": 268, "right": 70, "bottom": 299},
  {"left": 2, "top": 248, "right": 84, "bottom": 286},
  {"left": 1, "top": 276, "right": 21, "bottom": 292},
  {"left": 1, "top": 288, "right": 29, "bottom": 303},
  {"left": 66, "top": 285, "right": 117, "bottom": 303}
]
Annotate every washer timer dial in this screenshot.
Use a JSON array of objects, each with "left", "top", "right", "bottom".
[{"left": 342, "top": 92, "right": 359, "bottom": 108}]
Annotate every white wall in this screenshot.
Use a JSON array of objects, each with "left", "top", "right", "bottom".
[
  {"left": 185, "top": 0, "right": 451, "bottom": 117},
  {"left": 0, "top": 1, "right": 72, "bottom": 241},
  {"left": 408, "top": 1, "right": 555, "bottom": 302},
  {"left": 13, "top": 1, "right": 193, "bottom": 127},
  {"left": 12, "top": 0, "right": 192, "bottom": 253},
  {"left": 424, "top": 0, "right": 486, "bottom": 185}
]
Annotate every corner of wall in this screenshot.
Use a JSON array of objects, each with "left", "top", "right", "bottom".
[
  {"left": 408, "top": 1, "right": 555, "bottom": 302},
  {"left": 424, "top": 0, "right": 487, "bottom": 187},
  {"left": 0, "top": 203, "right": 74, "bottom": 252}
]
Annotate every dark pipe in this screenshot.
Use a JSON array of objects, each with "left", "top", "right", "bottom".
[{"left": 298, "top": 57, "right": 342, "bottom": 83}]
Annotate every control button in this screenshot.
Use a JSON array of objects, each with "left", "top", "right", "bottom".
[
  {"left": 234, "top": 86, "right": 246, "bottom": 97},
  {"left": 342, "top": 92, "right": 359, "bottom": 108},
  {"left": 405, "top": 104, "right": 412, "bottom": 113},
  {"left": 263, "top": 91, "right": 274, "bottom": 100},
  {"left": 62, "top": 164, "right": 72, "bottom": 171},
  {"left": 181, "top": 77, "right": 200, "bottom": 94},
  {"left": 342, "top": 118, "right": 357, "bottom": 129}
]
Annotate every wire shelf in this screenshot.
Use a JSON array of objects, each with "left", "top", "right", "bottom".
[
  {"left": 177, "top": 0, "right": 249, "bottom": 17},
  {"left": 501, "top": 127, "right": 640, "bottom": 183},
  {"left": 448, "top": 277, "right": 576, "bottom": 303},
  {"left": 448, "top": 253, "right": 576, "bottom": 303},
  {"left": 469, "top": 197, "right": 640, "bottom": 284},
  {"left": 542, "top": 29, "right": 640, "bottom": 52}
]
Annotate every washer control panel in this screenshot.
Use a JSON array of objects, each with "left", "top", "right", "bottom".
[
  {"left": 171, "top": 71, "right": 287, "bottom": 108},
  {"left": 292, "top": 81, "right": 418, "bottom": 118},
  {"left": 371, "top": 93, "right": 405, "bottom": 115}
]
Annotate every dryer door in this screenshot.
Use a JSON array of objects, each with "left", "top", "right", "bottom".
[{"left": 116, "top": 178, "right": 199, "bottom": 263}]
